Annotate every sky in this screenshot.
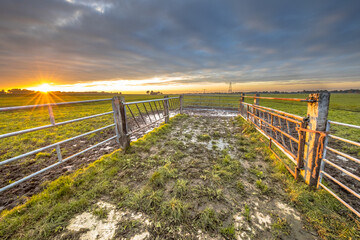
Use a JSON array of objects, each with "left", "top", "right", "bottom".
[{"left": 0, "top": 0, "right": 360, "bottom": 93}]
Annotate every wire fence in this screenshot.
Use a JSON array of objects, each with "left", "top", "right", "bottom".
[{"left": 0, "top": 96, "right": 181, "bottom": 193}]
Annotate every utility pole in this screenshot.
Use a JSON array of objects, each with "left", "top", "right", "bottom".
[{"left": 228, "top": 82, "right": 232, "bottom": 93}]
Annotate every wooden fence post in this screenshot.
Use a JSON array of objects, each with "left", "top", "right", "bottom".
[
  {"left": 239, "top": 93, "right": 245, "bottom": 115},
  {"left": 302, "top": 91, "right": 330, "bottom": 186},
  {"left": 179, "top": 95, "right": 184, "bottom": 114},
  {"left": 112, "top": 96, "right": 130, "bottom": 149},
  {"left": 254, "top": 93, "right": 260, "bottom": 105},
  {"left": 163, "top": 95, "right": 170, "bottom": 123},
  {"left": 253, "top": 93, "right": 260, "bottom": 122}
]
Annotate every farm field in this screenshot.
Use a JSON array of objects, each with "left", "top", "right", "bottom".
[
  {"left": 0, "top": 92, "right": 358, "bottom": 213},
  {"left": 0, "top": 114, "right": 358, "bottom": 240}
]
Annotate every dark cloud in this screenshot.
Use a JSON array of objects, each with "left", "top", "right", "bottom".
[{"left": 0, "top": 0, "right": 359, "bottom": 87}]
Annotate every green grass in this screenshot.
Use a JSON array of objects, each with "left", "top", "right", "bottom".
[
  {"left": 271, "top": 216, "right": 291, "bottom": 238},
  {"left": 197, "top": 134, "right": 211, "bottom": 141},
  {"left": 220, "top": 225, "right": 236, "bottom": 239},
  {"left": 243, "top": 204, "right": 251, "bottom": 222},
  {"left": 197, "top": 207, "right": 221, "bottom": 232},
  {"left": 255, "top": 179, "right": 269, "bottom": 194},
  {"left": 173, "top": 179, "right": 188, "bottom": 198}
]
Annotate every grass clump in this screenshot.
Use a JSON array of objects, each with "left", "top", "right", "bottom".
[
  {"left": 244, "top": 152, "right": 256, "bottom": 160},
  {"left": 149, "top": 163, "right": 177, "bottom": 187},
  {"left": 194, "top": 186, "right": 224, "bottom": 201},
  {"left": 161, "top": 198, "right": 188, "bottom": 224},
  {"left": 114, "top": 220, "right": 142, "bottom": 238},
  {"left": 173, "top": 179, "right": 188, "bottom": 198},
  {"left": 243, "top": 204, "right": 251, "bottom": 222},
  {"left": 255, "top": 179, "right": 269, "bottom": 194},
  {"left": 249, "top": 167, "right": 264, "bottom": 179},
  {"left": 184, "top": 133, "right": 192, "bottom": 139},
  {"left": 212, "top": 131, "right": 221, "bottom": 139},
  {"left": 197, "top": 208, "right": 221, "bottom": 232},
  {"left": 92, "top": 206, "right": 108, "bottom": 219},
  {"left": 235, "top": 180, "right": 245, "bottom": 194},
  {"left": 220, "top": 225, "right": 236, "bottom": 239},
  {"left": 271, "top": 217, "right": 291, "bottom": 238},
  {"left": 197, "top": 134, "right": 211, "bottom": 141},
  {"left": 35, "top": 151, "right": 52, "bottom": 160},
  {"left": 125, "top": 188, "right": 163, "bottom": 214},
  {"left": 111, "top": 185, "right": 130, "bottom": 200}
]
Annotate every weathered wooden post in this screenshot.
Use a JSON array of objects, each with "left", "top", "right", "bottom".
[
  {"left": 239, "top": 93, "right": 245, "bottom": 116},
  {"left": 302, "top": 92, "right": 330, "bottom": 186},
  {"left": 253, "top": 93, "right": 260, "bottom": 124},
  {"left": 112, "top": 96, "right": 130, "bottom": 149},
  {"left": 254, "top": 93, "right": 260, "bottom": 105},
  {"left": 163, "top": 95, "right": 170, "bottom": 123},
  {"left": 179, "top": 95, "right": 184, "bottom": 114}
]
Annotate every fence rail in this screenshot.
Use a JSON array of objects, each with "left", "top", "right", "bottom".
[{"left": 0, "top": 96, "right": 181, "bottom": 193}]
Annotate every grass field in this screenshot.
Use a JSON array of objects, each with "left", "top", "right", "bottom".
[
  {"left": 0, "top": 115, "right": 358, "bottom": 239},
  {"left": 0, "top": 92, "right": 358, "bottom": 210},
  {"left": 1, "top": 92, "right": 358, "bottom": 165}
]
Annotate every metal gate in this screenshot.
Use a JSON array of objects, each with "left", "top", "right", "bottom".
[{"left": 239, "top": 101, "right": 307, "bottom": 178}]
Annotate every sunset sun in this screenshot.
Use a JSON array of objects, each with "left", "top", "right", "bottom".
[{"left": 33, "top": 83, "right": 51, "bottom": 93}]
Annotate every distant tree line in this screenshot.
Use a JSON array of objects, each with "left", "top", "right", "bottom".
[
  {"left": 0, "top": 88, "right": 35, "bottom": 94},
  {"left": 146, "top": 90, "right": 163, "bottom": 95}
]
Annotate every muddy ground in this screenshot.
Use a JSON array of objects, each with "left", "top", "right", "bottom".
[
  {"left": 0, "top": 108, "right": 224, "bottom": 211},
  {"left": 57, "top": 114, "right": 318, "bottom": 240}
]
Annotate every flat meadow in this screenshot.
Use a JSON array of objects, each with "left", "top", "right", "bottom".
[
  {"left": 0, "top": 92, "right": 358, "bottom": 163},
  {"left": 0, "top": 93, "right": 166, "bottom": 161}
]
